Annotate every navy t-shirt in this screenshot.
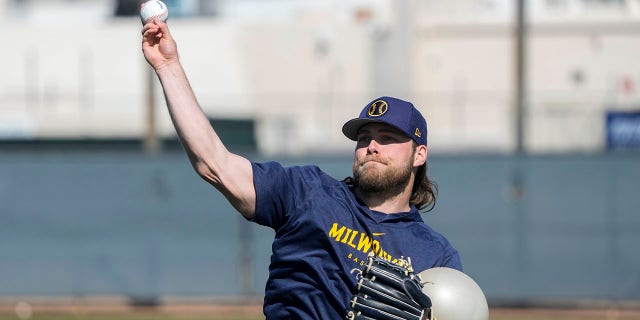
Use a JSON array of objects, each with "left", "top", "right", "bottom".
[{"left": 251, "top": 161, "right": 462, "bottom": 319}]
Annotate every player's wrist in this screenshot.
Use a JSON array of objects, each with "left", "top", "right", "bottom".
[{"left": 154, "top": 58, "right": 181, "bottom": 74}]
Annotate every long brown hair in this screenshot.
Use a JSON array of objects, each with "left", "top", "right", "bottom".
[
  {"left": 410, "top": 162, "right": 437, "bottom": 212},
  {"left": 410, "top": 142, "right": 437, "bottom": 212}
]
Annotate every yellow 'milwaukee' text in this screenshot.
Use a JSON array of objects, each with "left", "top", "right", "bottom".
[{"left": 328, "top": 222, "right": 399, "bottom": 263}]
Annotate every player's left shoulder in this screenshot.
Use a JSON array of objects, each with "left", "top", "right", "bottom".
[
  {"left": 409, "top": 221, "right": 459, "bottom": 254},
  {"left": 411, "top": 219, "right": 449, "bottom": 241}
]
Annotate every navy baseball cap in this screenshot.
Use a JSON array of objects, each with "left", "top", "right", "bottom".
[{"left": 342, "top": 96, "right": 428, "bottom": 146}]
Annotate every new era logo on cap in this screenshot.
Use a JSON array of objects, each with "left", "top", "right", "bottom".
[{"left": 342, "top": 96, "right": 428, "bottom": 146}]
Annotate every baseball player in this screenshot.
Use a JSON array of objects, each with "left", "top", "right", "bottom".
[{"left": 142, "top": 19, "right": 462, "bottom": 319}]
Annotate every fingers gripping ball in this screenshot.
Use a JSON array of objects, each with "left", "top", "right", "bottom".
[
  {"left": 140, "top": 0, "right": 169, "bottom": 24},
  {"left": 346, "top": 254, "right": 432, "bottom": 320},
  {"left": 418, "top": 268, "right": 489, "bottom": 320}
]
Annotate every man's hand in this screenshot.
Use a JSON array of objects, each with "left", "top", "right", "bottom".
[{"left": 141, "top": 18, "right": 178, "bottom": 71}]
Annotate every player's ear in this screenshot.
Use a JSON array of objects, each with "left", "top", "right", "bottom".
[{"left": 413, "top": 145, "right": 427, "bottom": 167}]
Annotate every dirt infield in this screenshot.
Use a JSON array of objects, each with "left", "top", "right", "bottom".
[
  {"left": 0, "top": 298, "right": 264, "bottom": 319},
  {"left": 1, "top": 299, "right": 640, "bottom": 320},
  {"left": 490, "top": 307, "right": 640, "bottom": 320}
]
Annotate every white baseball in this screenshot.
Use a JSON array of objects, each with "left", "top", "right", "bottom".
[{"left": 140, "top": 0, "right": 169, "bottom": 24}]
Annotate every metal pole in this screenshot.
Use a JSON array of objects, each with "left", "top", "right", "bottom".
[
  {"left": 512, "top": 0, "right": 528, "bottom": 295},
  {"left": 144, "top": 67, "right": 160, "bottom": 154},
  {"left": 515, "top": 0, "right": 527, "bottom": 155},
  {"left": 238, "top": 215, "right": 253, "bottom": 299}
]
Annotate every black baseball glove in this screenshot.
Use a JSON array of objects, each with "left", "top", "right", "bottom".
[{"left": 346, "top": 254, "right": 432, "bottom": 320}]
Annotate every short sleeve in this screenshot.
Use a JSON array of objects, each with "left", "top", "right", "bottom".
[{"left": 250, "top": 161, "right": 293, "bottom": 229}]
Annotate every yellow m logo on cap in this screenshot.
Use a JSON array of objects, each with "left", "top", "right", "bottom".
[
  {"left": 367, "top": 100, "right": 388, "bottom": 117},
  {"left": 414, "top": 128, "right": 422, "bottom": 138}
]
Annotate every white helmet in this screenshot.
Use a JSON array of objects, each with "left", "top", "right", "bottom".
[{"left": 417, "top": 267, "right": 489, "bottom": 320}]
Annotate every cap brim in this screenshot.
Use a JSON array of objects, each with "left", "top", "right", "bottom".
[{"left": 341, "top": 118, "right": 387, "bottom": 141}]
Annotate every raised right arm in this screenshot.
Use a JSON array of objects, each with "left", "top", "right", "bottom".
[{"left": 141, "top": 19, "right": 256, "bottom": 219}]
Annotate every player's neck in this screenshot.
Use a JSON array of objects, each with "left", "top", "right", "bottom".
[{"left": 356, "top": 187, "right": 412, "bottom": 214}]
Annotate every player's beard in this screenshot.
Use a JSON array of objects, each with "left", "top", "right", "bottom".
[{"left": 352, "top": 155, "right": 413, "bottom": 194}]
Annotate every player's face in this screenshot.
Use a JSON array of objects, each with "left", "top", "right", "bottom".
[{"left": 352, "top": 123, "right": 416, "bottom": 193}]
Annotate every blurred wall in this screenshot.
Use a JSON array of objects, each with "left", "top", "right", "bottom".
[{"left": 0, "top": 151, "right": 638, "bottom": 303}]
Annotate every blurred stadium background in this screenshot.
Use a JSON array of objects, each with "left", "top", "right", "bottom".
[{"left": 1, "top": 0, "right": 640, "bottom": 319}]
